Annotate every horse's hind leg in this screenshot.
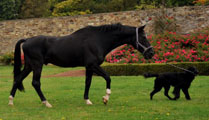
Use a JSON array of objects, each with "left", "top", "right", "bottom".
[
  {"left": 31, "top": 64, "right": 52, "bottom": 108},
  {"left": 84, "top": 68, "right": 93, "bottom": 105},
  {"left": 9, "top": 64, "right": 32, "bottom": 106}
]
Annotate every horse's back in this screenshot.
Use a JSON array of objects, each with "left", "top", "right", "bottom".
[
  {"left": 22, "top": 35, "right": 57, "bottom": 62},
  {"left": 21, "top": 29, "right": 105, "bottom": 67},
  {"left": 45, "top": 29, "right": 103, "bottom": 67},
  {"left": 45, "top": 34, "right": 86, "bottom": 67}
]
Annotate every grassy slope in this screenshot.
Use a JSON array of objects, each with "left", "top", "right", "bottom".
[{"left": 0, "top": 66, "right": 209, "bottom": 120}]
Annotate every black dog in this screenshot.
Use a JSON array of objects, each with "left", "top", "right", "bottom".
[{"left": 144, "top": 67, "right": 198, "bottom": 100}]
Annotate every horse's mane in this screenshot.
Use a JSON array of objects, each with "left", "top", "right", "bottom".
[{"left": 86, "top": 23, "right": 125, "bottom": 32}]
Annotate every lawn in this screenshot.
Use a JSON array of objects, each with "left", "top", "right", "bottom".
[{"left": 0, "top": 66, "right": 209, "bottom": 120}]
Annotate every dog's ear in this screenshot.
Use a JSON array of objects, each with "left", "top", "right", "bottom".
[
  {"left": 188, "top": 66, "right": 198, "bottom": 75},
  {"left": 195, "top": 70, "right": 199, "bottom": 75},
  {"left": 143, "top": 73, "right": 149, "bottom": 78},
  {"left": 194, "top": 68, "right": 199, "bottom": 75},
  {"left": 188, "top": 66, "right": 195, "bottom": 71}
]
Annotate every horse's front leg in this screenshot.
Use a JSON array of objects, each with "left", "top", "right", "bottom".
[
  {"left": 103, "top": 88, "right": 111, "bottom": 105},
  {"left": 91, "top": 65, "right": 111, "bottom": 105},
  {"left": 172, "top": 87, "right": 181, "bottom": 100},
  {"left": 84, "top": 68, "right": 93, "bottom": 105}
]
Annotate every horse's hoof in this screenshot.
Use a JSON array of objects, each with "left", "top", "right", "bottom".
[
  {"left": 8, "top": 96, "right": 14, "bottom": 106},
  {"left": 103, "top": 96, "right": 108, "bottom": 105},
  {"left": 42, "top": 101, "right": 53, "bottom": 108},
  {"left": 8, "top": 102, "right": 14, "bottom": 106},
  {"left": 85, "top": 99, "right": 93, "bottom": 105}
]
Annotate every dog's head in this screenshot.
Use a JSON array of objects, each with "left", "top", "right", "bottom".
[{"left": 187, "top": 66, "right": 199, "bottom": 76}]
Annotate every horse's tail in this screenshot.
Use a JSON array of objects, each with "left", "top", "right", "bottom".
[
  {"left": 13, "top": 39, "right": 26, "bottom": 91},
  {"left": 143, "top": 73, "right": 159, "bottom": 78}
]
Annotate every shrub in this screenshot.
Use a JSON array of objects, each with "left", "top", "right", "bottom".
[
  {"left": 105, "top": 28, "right": 209, "bottom": 64},
  {"left": 19, "top": 0, "right": 51, "bottom": 18},
  {"left": 0, "top": 52, "right": 24, "bottom": 65},
  {"left": 0, "top": 52, "right": 14, "bottom": 65},
  {"left": 135, "top": 4, "right": 157, "bottom": 10},
  {"left": 135, "top": 0, "right": 158, "bottom": 10},
  {"left": 0, "top": 0, "right": 20, "bottom": 20},
  {"left": 106, "top": 44, "right": 140, "bottom": 64},
  {"left": 193, "top": 0, "right": 209, "bottom": 5},
  {"left": 52, "top": 0, "right": 93, "bottom": 16},
  {"left": 102, "top": 62, "right": 209, "bottom": 76},
  {"left": 135, "top": 0, "right": 195, "bottom": 9}
]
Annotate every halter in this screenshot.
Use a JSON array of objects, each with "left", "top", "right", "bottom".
[{"left": 136, "top": 27, "right": 153, "bottom": 55}]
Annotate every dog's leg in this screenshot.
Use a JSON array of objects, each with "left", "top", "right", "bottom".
[
  {"left": 173, "top": 87, "right": 180, "bottom": 100},
  {"left": 172, "top": 88, "right": 176, "bottom": 96},
  {"left": 150, "top": 79, "right": 162, "bottom": 100},
  {"left": 182, "top": 88, "right": 191, "bottom": 100},
  {"left": 150, "top": 87, "right": 162, "bottom": 100},
  {"left": 164, "top": 86, "right": 173, "bottom": 100}
]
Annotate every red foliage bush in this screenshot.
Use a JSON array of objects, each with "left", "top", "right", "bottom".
[{"left": 105, "top": 28, "right": 209, "bottom": 64}]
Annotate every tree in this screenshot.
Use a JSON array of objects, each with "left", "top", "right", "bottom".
[
  {"left": 49, "top": 0, "right": 66, "bottom": 12},
  {"left": 137, "top": 0, "right": 194, "bottom": 7},
  {"left": 0, "top": 0, "right": 23, "bottom": 20},
  {"left": 52, "top": 0, "right": 93, "bottom": 16},
  {"left": 19, "top": 0, "right": 50, "bottom": 19}
]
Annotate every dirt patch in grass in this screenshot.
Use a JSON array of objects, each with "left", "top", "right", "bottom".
[
  {"left": 0, "top": 70, "right": 85, "bottom": 78},
  {"left": 44, "top": 70, "right": 85, "bottom": 78}
]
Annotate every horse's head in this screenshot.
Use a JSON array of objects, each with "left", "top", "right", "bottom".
[{"left": 132, "top": 25, "right": 154, "bottom": 59}]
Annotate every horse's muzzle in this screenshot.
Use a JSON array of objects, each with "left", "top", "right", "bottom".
[{"left": 144, "top": 48, "right": 155, "bottom": 60}]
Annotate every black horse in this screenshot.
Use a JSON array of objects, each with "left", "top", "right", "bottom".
[{"left": 9, "top": 23, "right": 154, "bottom": 107}]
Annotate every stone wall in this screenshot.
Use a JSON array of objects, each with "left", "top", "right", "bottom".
[{"left": 0, "top": 6, "right": 209, "bottom": 55}]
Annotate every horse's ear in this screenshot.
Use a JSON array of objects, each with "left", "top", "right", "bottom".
[{"left": 139, "top": 25, "right": 146, "bottom": 30}]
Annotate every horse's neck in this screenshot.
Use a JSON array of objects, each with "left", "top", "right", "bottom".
[{"left": 103, "top": 32, "right": 132, "bottom": 55}]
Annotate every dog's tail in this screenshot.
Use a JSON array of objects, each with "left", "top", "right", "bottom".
[{"left": 143, "top": 73, "right": 159, "bottom": 78}]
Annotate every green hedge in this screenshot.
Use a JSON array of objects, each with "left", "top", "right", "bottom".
[{"left": 101, "top": 62, "right": 209, "bottom": 76}]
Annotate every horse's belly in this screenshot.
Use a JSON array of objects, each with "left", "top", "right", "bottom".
[
  {"left": 44, "top": 54, "right": 84, "bottom": 67},
  {"left": 52, "top": 62, "right": 83, "bottom": 67},
  {"left": 45, "top": 43, "right": 85, "bottom": 67}
]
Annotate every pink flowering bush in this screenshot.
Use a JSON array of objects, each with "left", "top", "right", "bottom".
[
  {"left": 105, "top": 28, "right": 209, "bottom": 64},
  {"left": 105, "top": 44, "right": 140, "bottom": 64}
]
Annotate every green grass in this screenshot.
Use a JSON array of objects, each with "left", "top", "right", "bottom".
[
  {"left": 0, "top": 65, "right": 84, "bottom": 77},
  {"left": 0, "top": 66, "right": 209, "bottom": 120}
]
